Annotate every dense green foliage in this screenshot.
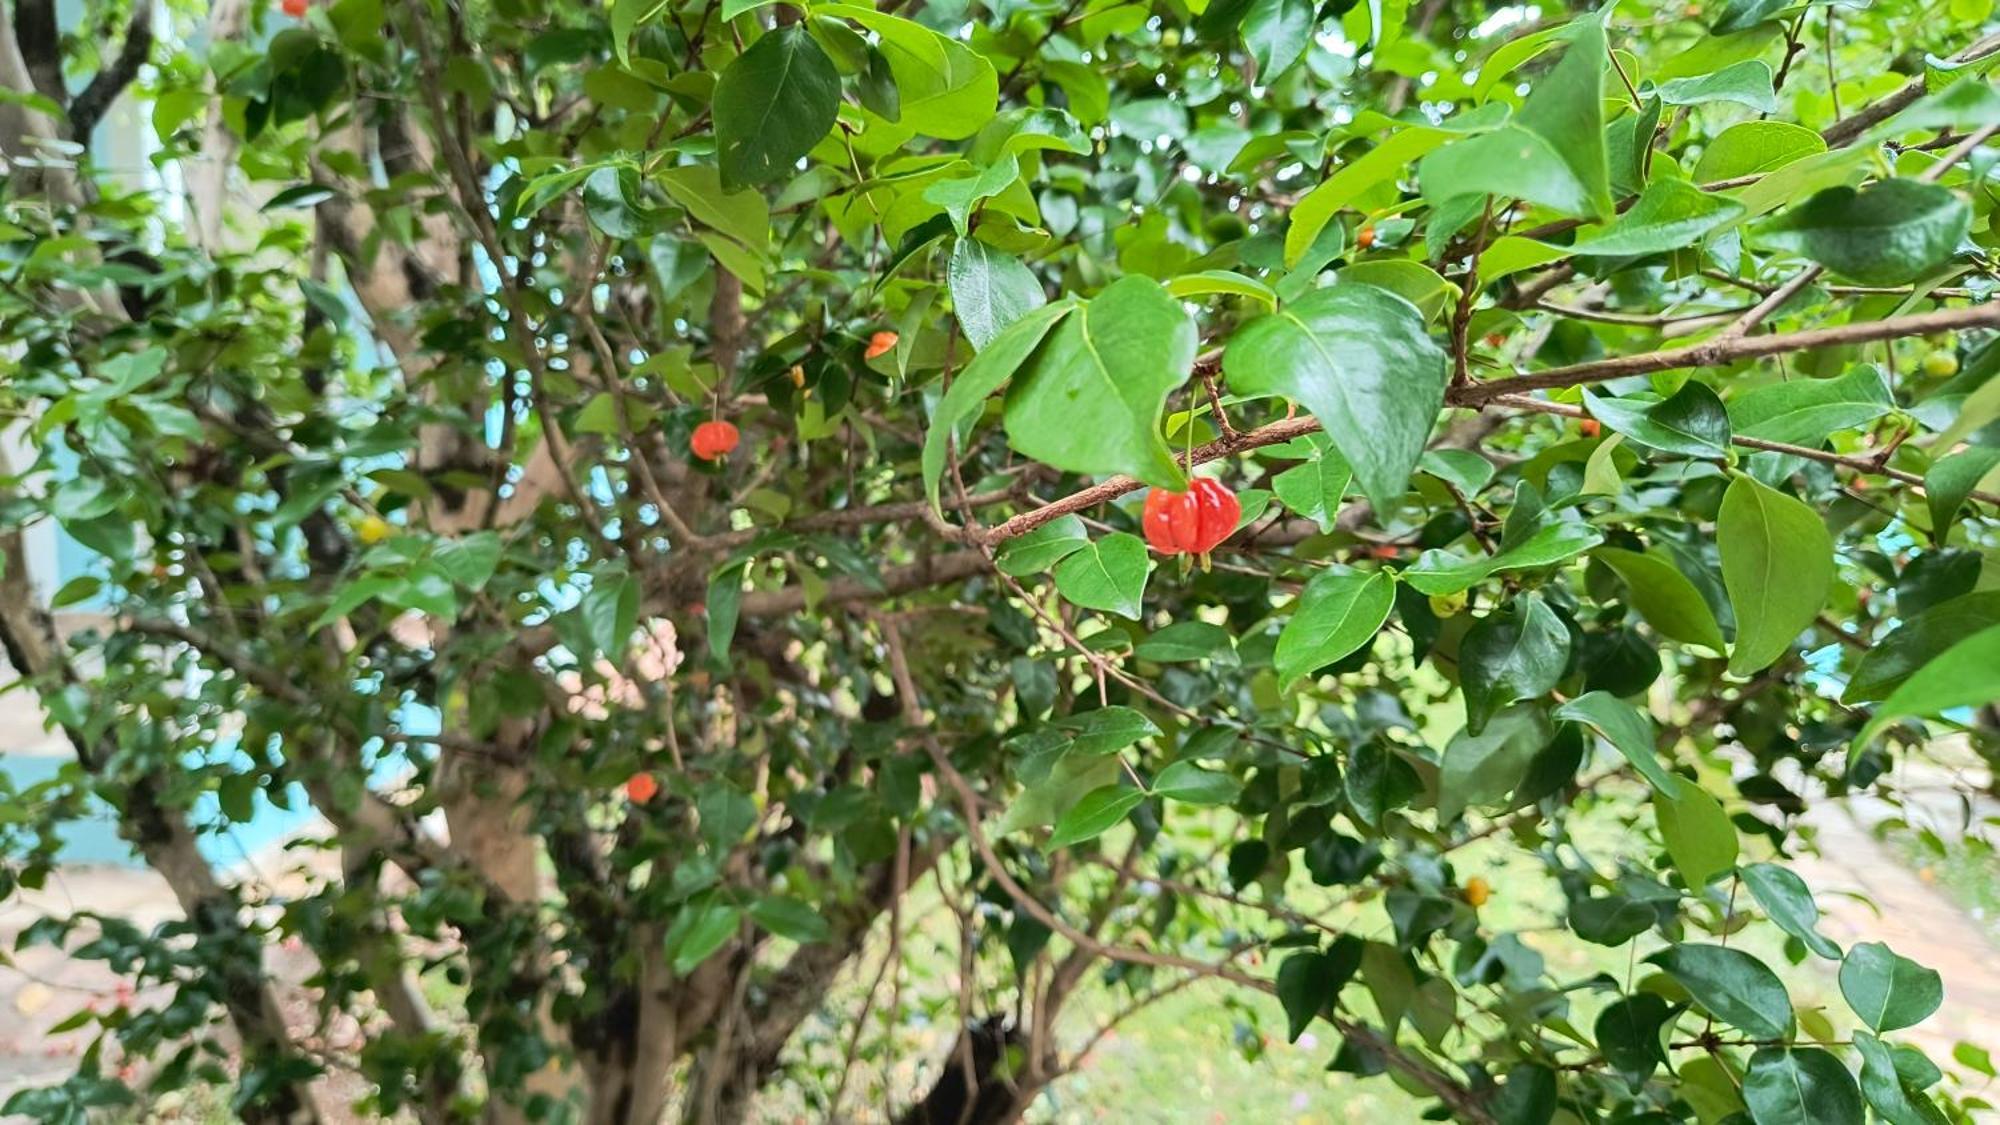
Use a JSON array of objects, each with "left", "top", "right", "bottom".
[{"left": 3, "top": 0, "right": 2000, "bottom": 1121}]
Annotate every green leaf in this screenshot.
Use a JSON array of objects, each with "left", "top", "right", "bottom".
[
  {"left": 1165, "top": 269, "right": 1277, "bottom": 309},
  {"left": 582, "top": 571, "right": 640, "bottom": 659},
  {"left": 1594, "top": 547, "right": 1728, "bottom": 652},
  {"left": 1654, "top": 775, "right": 1738, "bottom": 889},
  {"left": 1270, "top": 435, "right": 1353, "bottom": 531},
  {"left": 1595, "top": 992, "right": 1672, "bottom": 1089},
  {"left": 1004, "top": 276, "right": 1194, "bottom": 490},
  {"left": 1754, "top": 180, "right": 1971, "bottom": 286},
  {"left": 1554, "top": 692, "right": 1675, "bottom": 793},
  {"left": 1286, "top": 124, "right": 1460, "bottom": 267},
  {"left": 1743, "top": 1047, "right": 1865, "bottom": 1125},
  {"left": 656, "top": 165, "right": 769, "bottom": 250},
  {"left": 749, "top": 895, "right": 831, "bottom": 943},
  {"left": 820, "top": 4, "right": 997, "bottom": 139},
  {"left": 1438, "top": 705, "right": 1554, "bottom": 822},
  {"left": 995, "top": 514, "right": 1089, "bottom": 576},
  {"left": 1692, "top": 120, "right": 1826, "bottom": 182},
  {"left": 1726, "top": 366, "right": 1894, "bottom": 446},
  {"left": 1845, "top": 591, "right": 2000, "bottom": 703},
  {"left": 1402, "top": 520, "right": 1604, "bottom": 597},
  {"left": 1134, "top": 620, "right": 1235, "bottom": 662},
  {"left": 713, "top": 27, "right": 839, "bottom": 189},
  {"left": 1242, "top": 0, "right": 1312, "bottom": 78},
  {"left": 1855, "top": 1031, "right": 1951, "bottom": 1125},
  {"left": 434, "top": 532, "right": 503, "bottom": 590},
  {"left": 1152, "top": 760, "right": 1242, "bottom": 806},
  {"left": 1718, "top": 474, "right": 1834, "bottom": 675},
  {"left": 1419, "top": 20, "right": 1612, "bottom": 219},
  {"left": 1840, "top": 942, "right": 1944, "bottom": 1033},
  {"left": 665, "top": 897, "right": 742, "bottom": 975},
  {"left": 1460, "top": 595, "right": 1570, "bottom": 735},
  {"left": 1223, "top": 285, "right": 1447, "bottom": 513},
  {"left": 924, "top": 153, "right": 1021, "bottom": 233},
  {"left": 1338, "top": 260, "right": 1456, "bottom": 322},
  {"left": 1573, "top": 178, "right": 1746, "bottom": 257},
  {"left": 1275, "top": 940, "right": 1362, "bottom": 1042},
  {"left": 1052, "top": 532, "right": 1151, "bottom": 620},
  {"left": 1046, "top": 784, "right": 1144, "bottom": 849},
  {"left": 1345, "top": 742, "right": 1423, "bottom": 828},
  {"left": 1925, "top": 445, "right": 2000, "bottom": 542},
  {"left": 949, "top": 238, "right": 1046, "bottom": 351},
  {"left": 1741, "top": 862, "right": 1842, "bottom": 960},
  {"left": 1712, "top": 0, "right": 1787, "bottom": 33},
  {"left": 923, "top": 300, "right": 1072, "bottom": 511},
  {"left": 1583, "top": 381, "right": 1730, "bottom": 457},
  {"left": 1052, "top": 706, "right": 1162, "bottom": 757},
  {"left": 706, "top": 560, "right": 748, "bottom": 662},
  {"left": 1856, "top": 622, "right": 2000, "bottom": 745},
  {"left": 1646, "top": 944, "right": 1794, "bottom": 1040},
  {"left": 1655, "top": 59, "right": 1777, "bottom": 113},
  {"left": 1275, "top": 569, "right": 1396, "bottom": 687}
]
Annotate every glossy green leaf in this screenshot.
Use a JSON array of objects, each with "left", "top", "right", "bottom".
[
  {"left": 1743, "top": 1047, "right": 1865, "bottom": 1125},
  {"left": 1046, "top": 784, "right": 1145, "bottom": 849},
  {"left": 1572, "top": 178, "right": 1745, "bottom": 256},
  {"left": 1855, "top": 623, "right": 2000, "bottom": 745},
  {"left": 1718, "top": 474, "right": 1834, "bottom": 675},
  {"left": 1242, "top": 0, "right": 1311, "bottom": 78},
  {"left": 1438, "top": 705, "right": 1554, "bottom": 822},
  {"left": 1583, "top": 381, "right": 1730, "bottom": 457},
  {"left": 1712, "top": 0, "right": 1786, "bottom": 33},
  {"left": 1153, "top": 760, "right": 1242, "bottom": 806},
  {"left": 949, "top": 238, "right": 1046, "bottom": 351},
  {"left": 1005, "top": 275, "right": 1194, "bottom": 490},
  {"left": 1594, "top": 547, "right": 1729, "bottom": 653},
  {"left": 714, "top": 27, "right": 840, "bottom": 190},
  {"left": 1925, "top": 444, "right": 2000, "bottom": 542},
  {"left": 821, "top": 4, "right": 997, "bottom": 139},
  {"left": 1275, "top": 568, "right": 1396, "bottom": 687},
  {"left": 1052, "top": 532, "right": 1151, "bottom": 619},
  {"left": 1646, "top": 944, "right": 1794, "bottom": 1040},
  {"left": 1841, "top": 942, "right": 1944, "bottom": 1033},
  {"left": 1726, "top": 366, "right": 1894, "bottom": 446},
  {"left": 1845, "top": 591, "right": 2000, "bottom": 703},
  {"left": 1855, "top": 1031, "right": 1951, "bottom": 1125},
  {"left": 1270, "top": 434, "right": 1354, "bottom": 531},
  {"left": 1555, "top": 692, "right": 1675, "bottom": 793},
  {"left": 923, "top": 300, "right": 1072, "bottom": 511},
  {"left": 1419, "top": 20, "right": 1612, "bottom": 219},
  {"left": 1460, "top": 595, "right": 1570, "bottom": 735},
  {"left": 1594, "top": 992, "right": 1672, "bottom": 1089},
  {"left": 1755, "top": 179, "right": 1972, "bottom": 286},
  {"left": 1224, "top": 285, "right": 1446, "bottom": 514},
  {"left": 666, "top": 897, "right": 742, "bottom": 975},
  {"left": 1133, "top": 620, "right": 1234, "bottom": 662},
  {"left": 1655, "top": 59, "right": 1777, "bottom": 113},
  {"left": 1402, "top": 520, "right": 1604, "bottom": 597},
  {"left": 1654, "top": 775, "right": 1738, "bottom": 889},
  {"left": 1692, "top": 120, "right": 1826, "bottom": 182},
  {"left": 1741, "top": 862, "right": 1842, "bottom": 960},
  {"left": 1051, "top": 706, "right": 1162, "bottom": 757},
  {"left": 995, "top": 514, "right": 1089, "bottom": 576}
]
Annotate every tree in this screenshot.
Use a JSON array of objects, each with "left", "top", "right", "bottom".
[{"left": 1, "top": 0, "right": 1998, "bottom": 1120}]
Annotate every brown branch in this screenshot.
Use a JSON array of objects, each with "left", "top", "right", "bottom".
[
  {"left": 68, "top": 0, "right": 155, "bottom": 141},
  {"left": 1821, "top": 30, "right": 2000, "bottom": 146}
]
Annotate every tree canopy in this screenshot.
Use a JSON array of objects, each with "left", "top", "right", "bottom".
[{"left": 2, "top": 0, "right": 2000, "bottom": 1121}]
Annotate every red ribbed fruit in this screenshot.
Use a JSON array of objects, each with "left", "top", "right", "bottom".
[
  {"left": 691, "top": 419, "right": 739, "bottom": 461},
  {"left": 1143, "top": 478, "right": 1240, "bottom": 558}
]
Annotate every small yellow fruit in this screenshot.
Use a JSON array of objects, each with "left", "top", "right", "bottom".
[
  {"left": 357, "top": 515, "right": 392, "bottom": 545},
  {"left": 1464, "top": 876, "right": 1491, "bottom": 907},
  {"left": 1428, "top": 591, "right": 1469, "bottom": 617},
  {"left": 1922, "top": 351, "right": 1960, "bottom": 378}
]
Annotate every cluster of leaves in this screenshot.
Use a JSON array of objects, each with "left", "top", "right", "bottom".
[{"left": 2, "top": 0, "right": 2000, "bottom": 1121}]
